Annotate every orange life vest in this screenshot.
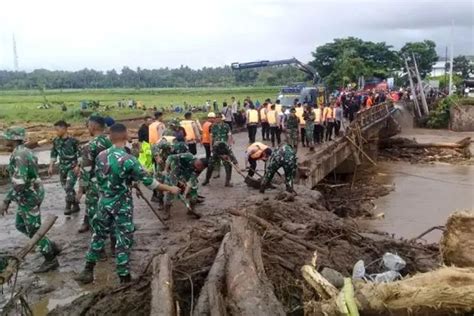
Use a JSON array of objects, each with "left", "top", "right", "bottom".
[
  {"left": 149, "top": 121, "right": 164, "bottom": 144},
  {"left": 247, "top": 109, "right": 259, "bottom": 124},
  {"left": 275, "top": 104, "right": 282, "bottom": 114},
  {"left": 260, "top": 108, "right": 267, "bottom": 121},
  {"left": 202, "top": 121, "right": 212, "bottom": 144},
  {"left": 180, "top": 120, "right": 196, "bottom": 142},
  {"left": 295, "top": 107, "right": 304, "bottom": 125},
  {"left": 247, "top": 142, "right": 269, "bottom": 160},
  {"left": 267, "top": 110, "right": 277, "bottom": 125},
  {"left": 314, "top": 108, "right": 323, "bottom": 124}
]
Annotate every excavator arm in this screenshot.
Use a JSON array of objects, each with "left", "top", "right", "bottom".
[{"left": 231, "top": 58, "right": 320, "bottom": 83}]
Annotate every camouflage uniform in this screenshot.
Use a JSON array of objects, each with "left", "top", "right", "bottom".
[
  {"left": 261, "top": 144, "right": 297, "bottom": 193},
  {"left": 79, "top": 135, "right": 112, "bottom": 226},
  {"left": 2, "top": 128, "right": 55, "bottom": 260},
  {"left": 151, "top": 140, "right": 173, "bottom": 205},
  {"left": 50, "top": 136, "right": 80, "bottom": 205},
  {"left": 285, "top": 113, "right": 299, "bottom": 152},
  {"left": 85, "top": 146, "right": 160, "bottom": 277},
  {"left": 210, "top": 121, "right": 231, "bottom": 144},
  {"left": 203, "top": 141, "right": 237, "bottom": 186},
  {"left": 303, "top": 110, "right": 315, "bottom": 147},
  {"left": 163, "top": 153, "right": 199, "bottom": 208}
]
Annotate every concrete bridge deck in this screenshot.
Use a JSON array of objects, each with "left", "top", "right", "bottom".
[{"left": 297, "top": 102, "right": 398, "bottom": 188}]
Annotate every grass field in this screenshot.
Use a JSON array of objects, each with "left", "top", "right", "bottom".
[{"left": 0, "top": 87, "right": 279, "bottom": 125}]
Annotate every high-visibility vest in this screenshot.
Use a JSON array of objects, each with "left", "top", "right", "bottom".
[
  {"left": 248, "top": 142, "right": 269, "bottom": 160},
  {"left": 267, "top": 103, "right": 272, "bottom": 112},
  {"left": 267, "top": 110, "right": 277, "bottom": 125},
  {"left": 260, "top": 108, "right": 267, "bottom": 121},
  {"left": 180, "top": 120, "right": 196, "bottom": 142},
  {"left": 247, "top": 109, "right": 259, "bottom": 124},
  {"left": 366, "top": 97, "right": 373, "bottom": 107},
  {"left": 202, "top": 121, "right": 212, "bottom": 144},
  {"left": 149, "top": 121, "right": 164, "bottom": 144},
  {"left": 314, "top": 109, "right": 323, "bottom": 124},
  {"left": 275, "top": 104, "right": 282, "bottom": 114},
  {"left": 295, "top": 107, "right": 304, "bottom": 125},
  {"left": 324, "top": 107, "right": 334, "bottom": 122}
]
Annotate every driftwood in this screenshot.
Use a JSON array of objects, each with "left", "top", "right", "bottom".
[
  {"left": 440, "top": 211, "right": 474, "bottom": 267},
  {"left": 150, "top": 254, "right": 176, "bottom": 316},
  {"left": 307, "top": 267, "right": 474, "bottom": 316},
  {"left": 0, "top": 215, "right": 58, "bottom": 285},
  {"left": 194, "top": 217, "right": 285, "bottom": 316},
  {"left": 381, "top": 137, "right": 471, "bottom": 149}
]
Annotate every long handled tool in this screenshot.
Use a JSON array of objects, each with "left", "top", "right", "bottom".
[
  {"left": 176, "top": 181, "right": 201, "bottom": 219},
  {"left": 223, "top": 157, "right": 262, "bottom": 189},
  {"left": 134, "top": 185, "right": 169, "bottom": 229}
]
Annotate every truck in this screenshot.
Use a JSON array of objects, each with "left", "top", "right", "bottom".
[{"left": 231, "top": 58, "right": 328, "bottom": 107}]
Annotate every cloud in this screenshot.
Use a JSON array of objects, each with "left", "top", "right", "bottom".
[{"left": 0, "top": 0, "right": 472, "bottom": 71}]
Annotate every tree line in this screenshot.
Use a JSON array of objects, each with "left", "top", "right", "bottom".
[{"left": 0, "top": 37, "right": 471, "bottom": 90}]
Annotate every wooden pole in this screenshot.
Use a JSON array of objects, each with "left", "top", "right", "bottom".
[
  {"left": 412, "top": 53, "right": 430, "bottom": 115},
  {"left": 404, "top": 58, "right": 422, "bottom": 118},
  {"left": 150, "top": 254, "right": 176, "bottom": 316}
]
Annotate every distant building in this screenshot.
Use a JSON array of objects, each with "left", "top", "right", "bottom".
[{"left": 430, "top": 58, "right": 448, "bottom": 77}]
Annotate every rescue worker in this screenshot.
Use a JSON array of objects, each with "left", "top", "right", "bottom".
[
  {"left": 76, "top": 116, "right": 112, "bottom": 233},
  {"left": 334, "top": 102, "right": 343, "bottom": 137},
  {"left": 260, "top": 143, "right": 297, "bottom": 194},
  {"left": 205, "top": 113, "right": 232, "bottom": 180},
  {"left": 180, "top": 112, "right": 201, "bottom": 155},
  {"left": 260, "top": 103, "right": 269, "bottom": 141},
  {"left": 162, "top": 152, "right": 208, "bottom": 219},
  {"left": 267, "top": 104, "right": 280, "bottom": 147},
  {"left": 275, "top": 99, "right": 283, "bottom": 114},
  {"left": 48, "top": 120, "right": 80, "bottom": 214},
  {"left": 285, "top": 108, "right": 299, "bottom": 152},
  {"left": 202, "top": 141, "right": 238, "bottom": 187},
  {"left": 1, "top": 127, "right": 60, "bottom": 273},
  {"left": 148, "top": 112, "right": 166, "bottom": 145},
  {"left": 75, "top": 124, "right": 180, "bottom": 284},
  {"left": 245, "top": 142, "right": 272, "bottom": 178},
  {"left": 314, "top": 103, "right": 325, "bottom": 144},
  {"left": 323, "top": 103, "right": 334, "bottom": 142},
  {"left": 246, "top": 104, "right": 259, "bottom": 143},
  {"left": 295, "top": 103, "right": 305, "bottom": 147},
  {"left": 201, "top": 112, "right": 215, "bottom": 160},
  {"left": 303, "top": 104, "right": 315, "bottom": 151},
  {"left": 150, "top": 139, "right": 174, "bottom": 206}
]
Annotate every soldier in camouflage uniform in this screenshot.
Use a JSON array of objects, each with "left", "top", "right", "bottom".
[
  {"left": 303, "top": 104, "right": 315, "bottom": 151},
  {"left": 75, "top": 124, "right": 180, "bottom": 284},
  {"left": 151, "top": 140, "right": 173, "bottom": 205},
  {"left": 285, "top": 108, "right": 299, "bottom": 153},
  {"left": 76, "top": 116, "right": 112, "bottom": 233},
  {"left": 0, "top": 127, "right": 60, "bottom": 273},
  {"left": 202, "top": 141, "right": 238, "bottom": 187},
  {"left": 48, "top": 120, "right": 80, "bottom": 214},
  {"left": 260, "top": 144, "right": 297, "bottom": 194},
  {"left": 162, "top": 152, "right": 208, "bottom": 219}
]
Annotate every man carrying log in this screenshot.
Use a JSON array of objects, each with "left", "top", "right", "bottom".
[
  {"left": 48, "top": 120, "right": 81, "bottom": 215},
  {"left": 260, "top": 143, "right": 297, "bottom": 194},
  {"left": 0, "top": 127, "right": 60, "bottom": 273},
  {"left": 162, "top": 152, "right": 208, "bottom": 219},
  {"left": 76, "top": 116, "right": 112, "bottom": 233},
  {"left": 75, "top": 123, "right": 181, "bottom": 284}
]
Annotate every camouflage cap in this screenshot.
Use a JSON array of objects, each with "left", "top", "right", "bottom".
[
  {"left": 152, "top": 140, "right": 172, "bottom": 157},
  {"left": 2, "top": 126, "right": 26, "bottom": 141}
]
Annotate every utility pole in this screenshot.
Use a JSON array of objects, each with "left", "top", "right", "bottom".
[
  {"left": 444, "top": 45, "right": 448, "bottom": 90},
  {"left": 404, "top": 57, "right": 422, "bottom": 118},
  {"left": 412, "top": 53, "right": 429, "bottom": 115},
  {"left": 12, "top": 34, "right": 19, "bottom": 71},
  {"left": 448, "top": 20, "right": 454, "bottom": 95}
]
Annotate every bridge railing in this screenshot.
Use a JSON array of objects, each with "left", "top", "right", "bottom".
[{"left": 351, "top": 101, "right": 395, "bottom": 130}]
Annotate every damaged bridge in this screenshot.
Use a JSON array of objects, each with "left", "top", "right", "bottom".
[{"left": 297, "top": 102, "right": 399, "bottom": 188}]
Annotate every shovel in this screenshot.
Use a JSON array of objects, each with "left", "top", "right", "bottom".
[
  {"left": 177, "top": 182, "right": 201, "bottom": 219},
  {"left": 223, "top": 157, "right": 262, "bottom": 189}
]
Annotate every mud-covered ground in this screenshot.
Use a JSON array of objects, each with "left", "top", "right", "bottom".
[{"left": 1, "top": 125, "right": 462, "bottom": 315}]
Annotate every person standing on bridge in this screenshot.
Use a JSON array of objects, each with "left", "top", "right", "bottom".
[
  {"left": 1, "top": 127, "right": 61, "bottom": 273},
  {"left": 75, "top": 124, "right": 180, "bottom": 285},
  {"left": 303, "top": 104, "right": 315, "bottom": 151},
  {"left": 48, "top": 120, "right": 81, "bottom": 215},
  {"left": 180, "top": 112, "right": 201, "bottom": 155},
  {"left": 323, "top": 103, "right": 335, "bottom": 142},
  {"left": 259, "top": 102, "right": 269, "bottom": 141},
  {"left": 267, "top": 104, "right": 280, "bottom": 148},
  {"left": 295, "top": 103, "right": 305, "bottom": 147},
  {"left": 334, "top": 102, "right": 343, "bottom": 137},
  {"left": 246, "top": 104, "right": 259, "bottom": 144},
  {"left": 313, "top": 103, "right": 325, "bottom": 144},
  {"left": 260, "top": 143, "right": 297, "bottom": 194},
  {"left": 285, "top": 108, "right": 300, "bottom": 152}
]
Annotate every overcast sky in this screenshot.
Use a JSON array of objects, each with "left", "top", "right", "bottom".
[{"left": 0, "top": 0, "right": 472, "bottom": 71}]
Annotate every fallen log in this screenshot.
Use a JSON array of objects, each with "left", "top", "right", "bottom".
[
  {"left": 225, "top": 217, "right": 285, "bottom": 316},
  {"left": 381, "top": 137, "right": 471, "bottom": 149},
  {"left": 0, "top": 215, "right": 58, "bottom": 285},
  {"left": 150, "top": 254, "right": 176, "bottom": 316},
  {"left": 193, "top": 234, "right": 229, "bottom": 316},
  {"left": 307, "top": 266, "right": 474, "bottom": 316}
]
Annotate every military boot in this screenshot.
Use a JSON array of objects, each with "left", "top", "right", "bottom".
[
  {"left": 74, "top": 262, "right": 95, "bottom": 284},
  {"left": 119, "top": 274, "right": 132, "bottom": 284},
  {"left": 70, "top": 202, "right": 80, "bottom": 214},
  {"left": 77, "top": 215, "right": 90, "bottom": 233},
  {"left": 224, "top": 168, "right": 233, "bottom": 187},
  {"left": 34, "top": 247, "right": 60, "bottom": 274},
  {"left": 64, "top": 201, "right": 72, "bottom": 215},
  {"left": 150, "top": 191, "right": 160, "bottom": 203}
]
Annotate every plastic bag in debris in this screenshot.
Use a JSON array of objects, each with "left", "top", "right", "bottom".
[
  {"left": 352, "top": 259, "right": 365, "bottom": 280},
  {"left": 383, "top": 252, "right": 406, "bottom": 271},
  {"left": 371, "top": 270, "right": 402, "bottom": 283}
]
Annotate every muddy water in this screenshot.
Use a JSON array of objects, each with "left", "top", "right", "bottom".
[{"left": 368, "top": 161, "right": 474, "bottom": 243}]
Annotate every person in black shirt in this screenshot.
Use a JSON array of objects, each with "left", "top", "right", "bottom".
[{"left": 138, "top": 116, "right": 153, "bottom": 143}]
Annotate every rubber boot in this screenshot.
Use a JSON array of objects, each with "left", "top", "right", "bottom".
[
  {"left": 64, "top": 201, "right": 72, "bottom": 215},
  {"left": 70, "top": 202, "right": 80, "bottom": 214},
  {"left": 150, "top": 191, "right": 160, "bottom": 203},
  {"left": 34, "top": 242, "right": 61, "bottom": 274},
  {"left": 119, "top": 274, "right": 132, "bottom": 284},
  {"left": 78, "top": 215, "right": 90, "bottom": 233},
  {"left": 74, "top": 262, "right": 95, "bottom": 284},
  {"left": 224, "top": 166, "right": 233, "bottom": 187}
]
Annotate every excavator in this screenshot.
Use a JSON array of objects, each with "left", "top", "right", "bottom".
[{"left": 231, "top": 58, "right": 328, "bottom": 107}]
